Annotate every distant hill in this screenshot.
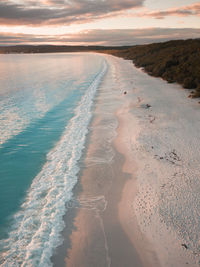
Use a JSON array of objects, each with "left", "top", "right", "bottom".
[
  {"left": 102, "top": 39, "right": 200, "bottom": 98},
  {"left": 0, "top": 45, "right": 129, "bottom": 54}
]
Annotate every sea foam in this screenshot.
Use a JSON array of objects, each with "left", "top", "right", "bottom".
[{"left": 0, "top": 59, "right": 107, "bottom": 267}]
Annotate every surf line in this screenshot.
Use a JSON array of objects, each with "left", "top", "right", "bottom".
[{"left": 0, "top": 59, "right": 108, "bottom": 267}]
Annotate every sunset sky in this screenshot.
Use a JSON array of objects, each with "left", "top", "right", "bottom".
[{"left": 0, "top": 0, "right": 200, "bottom": 46}]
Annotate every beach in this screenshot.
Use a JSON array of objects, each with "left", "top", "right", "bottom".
[
  {"left": 1, "top": 53, "right": 199, "bottom": 266},
  {"left": 52, "top": 54, "right": 200, "bottom": 267},
  {"left": 52, "top": 54, "right": 147, "bottom": 266}
]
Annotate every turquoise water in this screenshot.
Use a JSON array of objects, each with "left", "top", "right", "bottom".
[{"left": 0, "top": 53, "right": 107, "bottom": 266}]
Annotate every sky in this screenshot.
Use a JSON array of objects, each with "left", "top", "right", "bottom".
[{"left": 0, "top": 0, "right": 200, "bottom": 46}]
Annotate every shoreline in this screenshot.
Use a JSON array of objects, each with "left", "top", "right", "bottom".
[
  {"left": 52, "top": 54, "right": 148, "bottom": 266},
  {"left": 53, "top": 53, "right": 200, "bottom": 267}
]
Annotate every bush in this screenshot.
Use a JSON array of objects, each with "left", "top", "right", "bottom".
[{"left": 183, "top": 77, "right": 197, "bottom": 89}]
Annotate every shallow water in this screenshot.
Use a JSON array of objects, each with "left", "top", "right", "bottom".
[{"left": 0, "top": 53, "right": 107, "bottom": 266}]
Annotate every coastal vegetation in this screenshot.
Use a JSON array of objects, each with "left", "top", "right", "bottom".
[{"left": 103, "top": 39, "right": 200, "bottom": 98}]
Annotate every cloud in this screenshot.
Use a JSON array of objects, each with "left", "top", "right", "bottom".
[
  {"left": 64, "top": 28, "right": 200, "bottom": 45},
  {"left": 0, "top": 0, "right": 144, "bottom": 26},
  {"left": 136, "top": 2, "right": 200, "bottom": 19},
  {"left": 1, "top": 28, "right": 200, "bottom": 46},
  {"left": 0, "top": 33, "right": 49, "bottom": 44}
]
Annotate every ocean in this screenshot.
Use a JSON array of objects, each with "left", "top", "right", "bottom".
[{"left": 0, "top": 53, "right": 107, "bottom": 266}]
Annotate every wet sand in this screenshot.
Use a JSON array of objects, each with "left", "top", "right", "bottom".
[
  {"left": 52, "top": 55, "right": 151, "bottom": 266},
  {"left": 52, "top": 114, "right": 145, "bottom": 267},
  {"left": 65, "top": 150, "right": 143, "bottom": 267}
]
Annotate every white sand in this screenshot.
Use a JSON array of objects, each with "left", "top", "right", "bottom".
[{"left": 108, "top": 54, "right": 200, "bottom": 266}]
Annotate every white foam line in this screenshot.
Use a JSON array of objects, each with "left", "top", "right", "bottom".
[{"left": 0, "top": 59, "right": 108, "bottom": 267}]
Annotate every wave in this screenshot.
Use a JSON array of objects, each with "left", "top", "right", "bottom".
[
  {"left": 0, "top": 60, "right": 107, "bottom": 267},
  {"left": 0, "top": 78, "right": 75, "bottom": 147}
]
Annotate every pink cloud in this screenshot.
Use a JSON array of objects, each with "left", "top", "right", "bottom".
[
  {"left": 0, "top": 0, "right": 144, "bottom": 26},
  {"left": 136, "top": 2, "right": 200, "bottom": 19},
  {"left": 1, "top": 28, "right": 200, "bottom": 46}
]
